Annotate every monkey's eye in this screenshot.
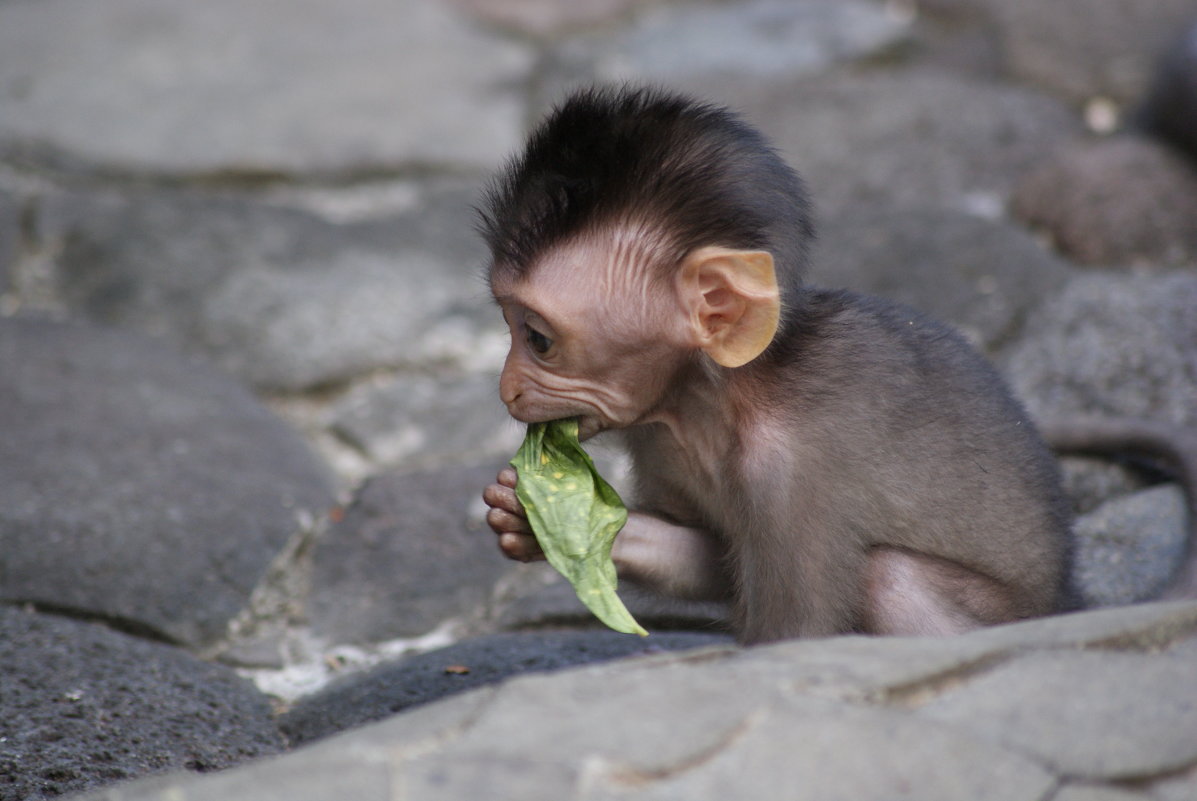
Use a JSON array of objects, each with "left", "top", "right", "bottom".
[{"left": 526, "top": 327, "right": 554, "bottom": 355}]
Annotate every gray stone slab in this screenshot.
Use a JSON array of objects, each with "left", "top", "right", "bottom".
[
  {"left": 0, "top": 606, "right": 283, "bottom": 801},
  {"left": 811, "top": 205, "right": 1071, "bottom": 353},
  {"left": 741, "top": 69, "right": 1081, "bottom": 215},
  {"left": 606, "top": 700, "right": 1054, "bottom": 801},
  {"left": 62, "top": 605, "right": 1197, "bottom": 801},
  {"left": 917, "top": 650, "right": 1197, "bottom": 779},
  {"left": 966, "top": 600, "right": 1197, "bottom": 653},
  {"left": 1002, "top": 272, "right": 1197, "bottom": 427},
  {"left": 329, "top": 372, "right": 519, "bottom": 471},
  {"left": 307, "top": 463, "right": 515, "bottom": 645},
  {"left": 0, "top": 317, "right": 335, "bottom": 646},
  {"left": 1072, "top": 484, "right": 1188, "bottom": 607},
  {"left": 1052, "top": 787, "right": 1153, "bottom": 801},
  {"left": 0, "top": 0, "right": 533, "bottom": 176},
  {"left": 553, "top": 0, "right": 909, "bottom": 86},
  {"left": 49, "top": 183, "right": 494, "bottom": 391}
]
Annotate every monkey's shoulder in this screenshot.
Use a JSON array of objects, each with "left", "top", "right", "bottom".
[{"left": 776, "top": 288, "right": 992, "bottom": 373}]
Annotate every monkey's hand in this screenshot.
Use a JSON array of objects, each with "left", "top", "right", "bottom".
[{"left": 483, "top": 466, "right": 545, "bottom": 562}]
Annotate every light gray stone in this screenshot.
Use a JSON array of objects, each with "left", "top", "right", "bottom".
[
  {"left": 1052, "top": 786, "right": 1153, "bottom": 801},
  {"left": 607, "top": 700, "right": 1054, "bottom": 801},
  {"left": 811, "top": 205, "right": 1071, "bottom": 352},
  {"left": 1072, "top": 484, "right": 1188, "bottom": 607},
  {"left": 1002, "top": 272, "right": 1197, "bottom": 426},
  {"left": 917, "top": 650, "right": 1197, "bottom": 779},
  {"left": 0, "top": 0, "right": 533, "bottom": 176},
  {"left": 561, "top": 0, "right": 910, "bottom": 85}
]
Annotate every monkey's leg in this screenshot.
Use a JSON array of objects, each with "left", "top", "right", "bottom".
[{"left": 861, "top": 546, "right": 1027, "bottom": 636}]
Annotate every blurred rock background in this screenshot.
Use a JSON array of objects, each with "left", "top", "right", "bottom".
[{"left": 1, "top": 1, "right": 1195, "bottom": 799}]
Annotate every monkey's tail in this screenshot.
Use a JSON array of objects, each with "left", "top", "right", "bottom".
[{"left": 1039, "top": 416, "right": 1197, "bottom": 600}]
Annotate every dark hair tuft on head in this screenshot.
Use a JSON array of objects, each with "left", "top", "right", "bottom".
[{"left": 477, "top": 85, "right": 814, "bottom": 311}]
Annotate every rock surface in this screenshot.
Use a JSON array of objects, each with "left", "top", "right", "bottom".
[
  {"left": 0, "top": 317, "right": 335, "bottom": 647},
  {"left": 0, "top": 606, "right": 284, "bottom": 801},
  {"left": 1011, "top": 136, "right": 1197, "bottom": 267},
  {"left": 0, "top": 0, "right": 534, "bottom": 176},
  {"left": 72, "top": 602, "right": 1197, "bottom": 801},
  {"left": 0, "top": 0, "right": 1193, "bottom": 799}
]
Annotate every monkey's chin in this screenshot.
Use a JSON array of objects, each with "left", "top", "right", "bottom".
[{"left": 576, "top": 416, "right": 606, "bottom": 442}]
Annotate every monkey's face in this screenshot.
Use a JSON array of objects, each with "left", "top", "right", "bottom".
[{"left": 491, "top": 237, "right": 692, "bottom": 440}]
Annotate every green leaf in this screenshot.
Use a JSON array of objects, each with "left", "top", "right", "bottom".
[{"left": 510, "top": 419, "right": 648, "bottom": 636}]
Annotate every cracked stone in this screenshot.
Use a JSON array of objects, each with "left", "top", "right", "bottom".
[
  {"left": 917, "top": 650, "right": 1197, "bottom": 780},
  {"left": 603, "top": 698, "right": 1054, "bottom": 801}
]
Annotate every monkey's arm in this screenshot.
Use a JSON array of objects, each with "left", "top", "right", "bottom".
[
  {"left": 611, "top": 512, "right": 732, "bottom": 602},
  {"left": 484, "top": 468, "right": 731, "bottom": 600}
]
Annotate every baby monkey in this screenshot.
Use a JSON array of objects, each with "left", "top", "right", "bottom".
[{"left": 479, "top": 86, "right": 1191, "bottom": 643}]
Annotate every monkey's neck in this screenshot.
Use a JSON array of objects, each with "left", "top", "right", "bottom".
[{"left": 638, "top": 359, "right": 756, "bottom": 464}]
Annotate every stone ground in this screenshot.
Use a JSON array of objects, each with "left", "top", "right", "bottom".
[{"left": 1, "top": 0, "right": 1196, "bottom": 799}]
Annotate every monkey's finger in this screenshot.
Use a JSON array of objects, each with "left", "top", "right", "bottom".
[
  {"left": 497, "top": 532, "right": 545, "bottom": 563},
  {"left": 487, "top": 506, "right": 533, "bottom": 536},
  {"left": 496, "top": 466, "right": 519, "bottom": 489},
  {"left": 483, "top": 481, "right": 527, "bottom": 519}
]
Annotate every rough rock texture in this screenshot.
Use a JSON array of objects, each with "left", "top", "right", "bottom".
[
  {"left": 2, "top": 1, "right": 1196, "bottom": 799},
  {"left": 1003, "top": 272, "right": 1197, "bottom": 425},
  {"left": 811, "top": 206, "right": 1071, "bottom": 351},
  {"left": 1072, "top": 485, "right": 1189, "bottom": 607},
  {"left": 70, "top": 602, "right": 1197, "bottom": 801},
  {"left": 307, "top": 464, "right": 515, "bottom": 645},
  {"left": 0, "top": 606, "right": 283, "bottom": 801},
  {"left": 1011, "top": 136, "right": 1197, "bottom": 267},
  {"left": 0, "top": 317, "right": 335, "bottom": 646},
  {"left": 279, "top": 631, "right": 731, "bottom": 746},
  {"left": 0, "top": 0, "right": 534, "bottom": 176}
]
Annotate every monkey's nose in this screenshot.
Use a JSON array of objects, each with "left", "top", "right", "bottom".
[{"left": 499, "top": 371, "right": 522, "bottom": 407}]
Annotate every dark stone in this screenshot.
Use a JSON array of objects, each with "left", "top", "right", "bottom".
[
  {"left": 1138, "top": 22, "right": 1197, "bottom": 163},
  {"left": 990, "top": 0, "right": 1196, "bottom": 104},
  {"left": 307, "top": 463, "right": 516, "bottom": 645},
  {"left": 0, "top": 317, "right": 335, "bottom": 646},
  {"left": 0, "top": 190, "right": 18, "bottom": 296},
  {"left": 1010, "top": 136, "right": 1197, "bottom": 267},
  {"left": 0, "top": 605, "right": 284, "bottom": 801},
  {"left": 811, "top": 205, "right": 1071, "bottom": 353},
  {"left": 279, "top": 630, "right": 732, "bottom": 746}
]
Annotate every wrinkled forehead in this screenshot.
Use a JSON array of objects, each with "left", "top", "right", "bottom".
[{"left": 492, "top": 225, "right": 676, "bottom": 303}]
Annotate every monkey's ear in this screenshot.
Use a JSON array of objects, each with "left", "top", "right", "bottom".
[{"left": 680, "top": 247, "right": 781, "bottom": 368}]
